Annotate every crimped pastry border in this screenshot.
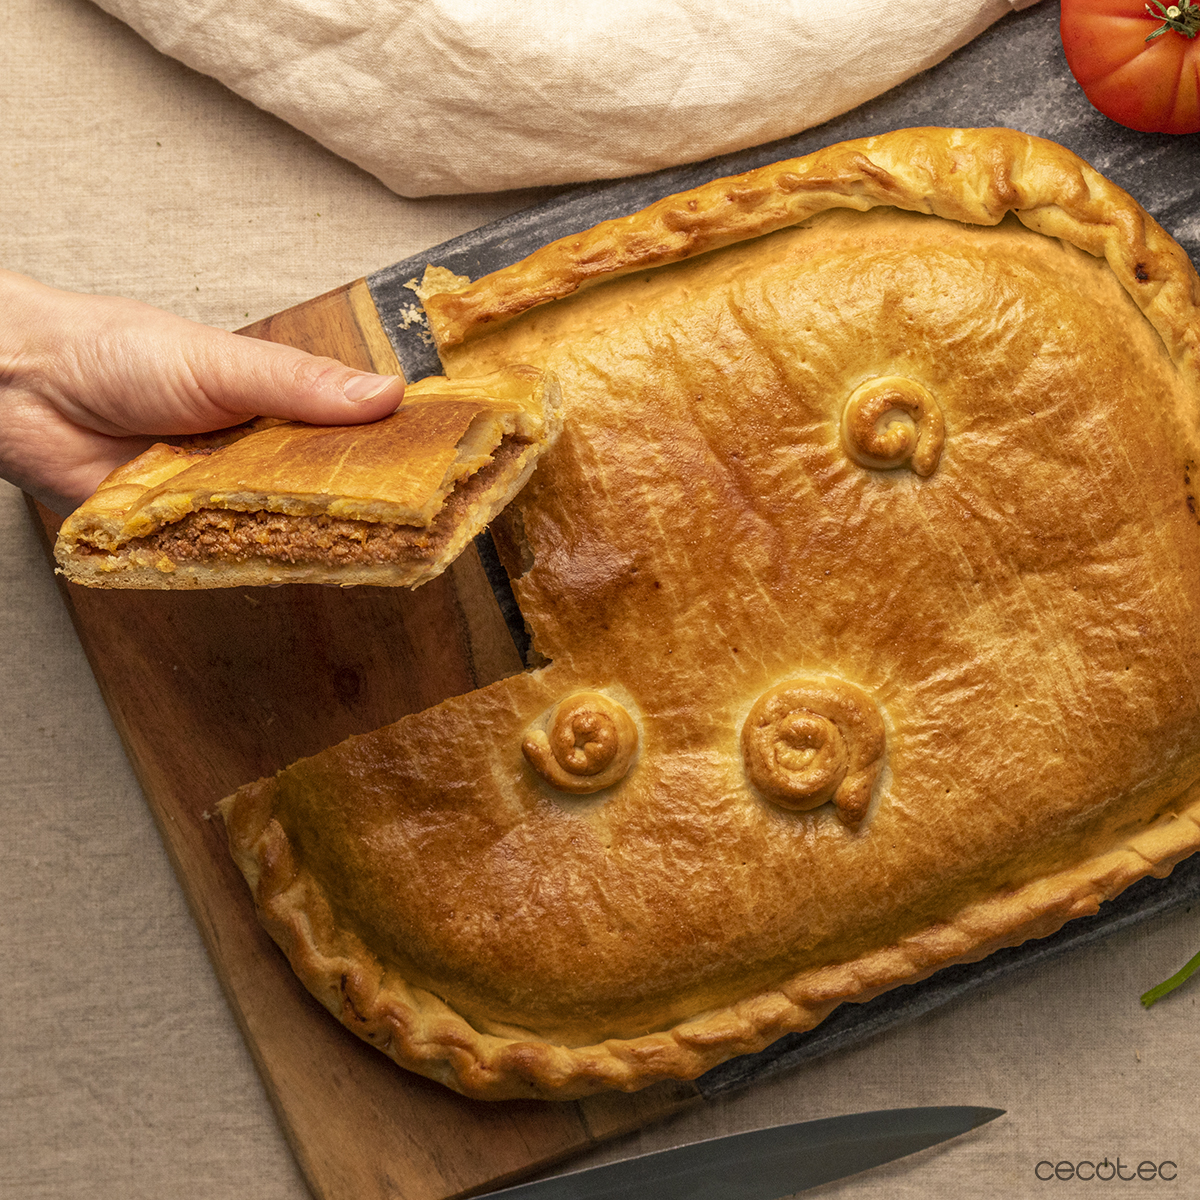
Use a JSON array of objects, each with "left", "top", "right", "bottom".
[
  {"left": 424, "top": 127, "right": 1200, "bottom": 383},
  {"left": 222, "top": 777, "right": 1200, "bottom": 1100}
]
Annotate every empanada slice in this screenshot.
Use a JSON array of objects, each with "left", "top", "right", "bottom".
[{"left": 54, "top": 366, "right": 558, "bottom": 588}]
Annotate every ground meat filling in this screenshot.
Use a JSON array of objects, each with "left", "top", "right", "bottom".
[{"left": 123, "top": 437, "right": 530, "bottom": 566}]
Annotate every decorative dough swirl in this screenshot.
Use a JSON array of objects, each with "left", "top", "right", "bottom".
[
  {"left": 523, "top": 691, "right": 639, "bottom": 793},
  {"left": 741, "top": 677, "right": 886, "bottom": 824},
  {"left": 841, "top": 376, "right": 944, "bottom": 477}
]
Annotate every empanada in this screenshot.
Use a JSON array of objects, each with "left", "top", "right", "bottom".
[
  {"left": 220, "top": 129, "right": 1200, "bottom": 1100},
  {"left": 55, "top": 367, "right": 557, "bottom": 589}
]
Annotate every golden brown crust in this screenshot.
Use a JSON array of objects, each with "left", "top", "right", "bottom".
[
  {"left": 521, "top": 690, "right": 640, "bottom": 794},
  {"left": 221, "top": 128, "right": 1200, "bottom": 1100},
  {"left": 54, "top": 367, "right": 558, "bottom": 589},
  {"left": 740, "top": 677, "right": 885, "bottom": 824}
]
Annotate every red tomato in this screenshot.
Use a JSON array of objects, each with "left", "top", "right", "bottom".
[{"left": 1060, "top": 0, "right": 1200, "bottom": 134}]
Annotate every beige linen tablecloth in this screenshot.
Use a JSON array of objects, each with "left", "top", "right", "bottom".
[{"left": 3, "top": 1, "right": 1199, "bottom": 1197}]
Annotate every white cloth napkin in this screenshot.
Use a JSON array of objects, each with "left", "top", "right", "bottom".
[{"left": 91, "top": 0, "right": 1040, "bottom": 197}]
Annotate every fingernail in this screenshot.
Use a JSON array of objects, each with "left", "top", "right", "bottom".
[{"left": 343, "top": 373, "right": 401, "bottom": 402}]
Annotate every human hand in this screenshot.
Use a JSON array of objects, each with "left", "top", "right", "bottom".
[{"left": 0, "top": 269, "right": 406, "bottom": 514}]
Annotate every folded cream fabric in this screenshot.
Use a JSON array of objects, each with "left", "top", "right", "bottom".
[{"left": 90, "top": 0, "right": 1039, "bottom": 197}]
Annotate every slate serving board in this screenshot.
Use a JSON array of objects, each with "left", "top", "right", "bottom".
[{"left": 362, "top": 0, "right": 1200, "bottom": 1103}]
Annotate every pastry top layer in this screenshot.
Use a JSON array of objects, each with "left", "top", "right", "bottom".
[{"left": 223, "top": 128, "right": 1200, "bottom": 1099}]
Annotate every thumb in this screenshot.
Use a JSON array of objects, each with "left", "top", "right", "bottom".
[
  {"left": 1, "top": 273, "right": 412, "bottom": 513},
  {"left": 225, "top": 333, "right": 408, "bottom": 422},
  {"left": 82, "top": 299, "right": 407, "bottom": 434},
  {"left": 9, "top": 276, "right": 406, "bottom": 438}
]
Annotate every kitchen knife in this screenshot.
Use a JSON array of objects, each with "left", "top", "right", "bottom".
[{"left": 473, "top": 1106, "right": 1004, "bottom": 1200}]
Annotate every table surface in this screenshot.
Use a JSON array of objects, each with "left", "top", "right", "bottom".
[{"left": 3, "top": 1, "right": 1200, "bottom": 1198}]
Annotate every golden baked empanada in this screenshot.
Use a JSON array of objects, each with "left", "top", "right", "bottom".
[
  {"left": 55, "top": 367, "right": 557, "bottom": 589},
  {"left": 220, "top": 129, "right": 1200, "bottom": 1100}
]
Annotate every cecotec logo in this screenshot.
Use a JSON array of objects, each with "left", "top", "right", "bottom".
[{"left": 1035, "top": 1159, "right": 1178, "bottom": 1182}]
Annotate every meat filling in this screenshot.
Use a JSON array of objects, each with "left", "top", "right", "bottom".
[{"left": 120, "top": 437, "right": 529, "bottom": 566}]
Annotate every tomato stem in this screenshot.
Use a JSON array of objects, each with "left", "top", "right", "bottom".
[{"left": 1144, "top": 0, "right": 1200, "bottom": 40}]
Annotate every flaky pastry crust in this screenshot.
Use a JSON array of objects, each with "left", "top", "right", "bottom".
[
  {"left": 221, "top": 129, "right": 1200, "bottom": 1100},
  {"left": 55, "top": 368, "right": 558, "bottom": 589}
]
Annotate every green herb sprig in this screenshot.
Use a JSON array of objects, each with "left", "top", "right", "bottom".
[{"left": 1141, "top": 947, "right": 1200, "bottom": 1007}]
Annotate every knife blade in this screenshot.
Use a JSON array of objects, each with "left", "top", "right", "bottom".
[{"left": 474, "top": 1105, "right": 1003, "bottom": 1200}]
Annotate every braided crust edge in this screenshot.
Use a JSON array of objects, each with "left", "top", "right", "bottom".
[
  {"left": 424, "top": 127, "right": 1200, "bottom": 386},
  {"left": 222, "top": 778, "right": 1200, "bottom": 1100}
]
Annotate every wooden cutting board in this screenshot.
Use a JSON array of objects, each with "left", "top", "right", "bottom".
[{"left": 30, "top": 279, "right": 701, "bottom": 1200}]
